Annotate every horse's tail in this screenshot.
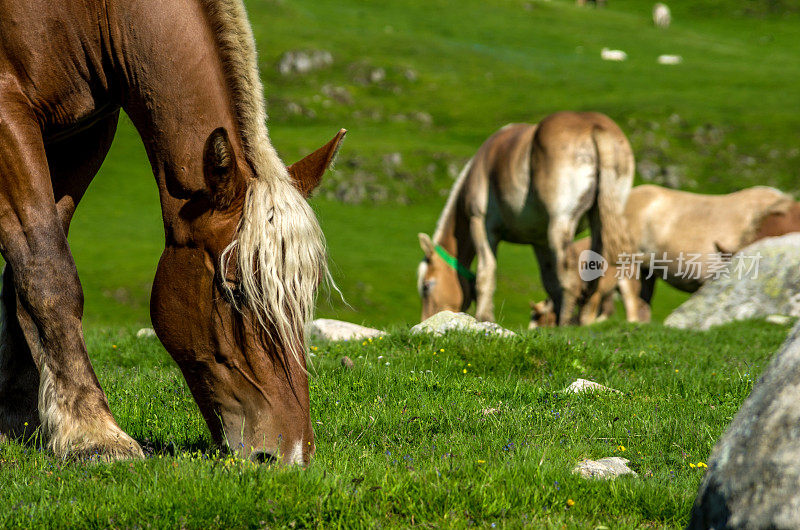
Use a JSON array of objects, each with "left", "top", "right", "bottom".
[{"left": 592, "top": 124, "right": 635, "bottom": 269}]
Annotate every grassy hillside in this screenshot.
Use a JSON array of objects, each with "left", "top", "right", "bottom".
[{"left": 61, "top": 0, "right": 799, "bottom": 329}]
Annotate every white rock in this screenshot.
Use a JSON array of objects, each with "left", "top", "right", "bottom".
[
  {"left": 136, "top": 328, "right": 157, "bottom": 339},
  {"left": 565, "top": 378, "right": 621, "bottom": 394},
  {"left": 307, "top": 319, "right": 386, "bottom": 342},
  {"left": 658, "top": 54, "right": 683, "bottom": 65},
  {"left": 766, "top": 314, "right": 794, "bottom": 325},
  {"left": 410, "top": 311, "right": 516, "bottom": 337},
  {"left": 601, "top": 48, "right": 628, "bottom": 61},
  {"left": 573, "top": 457, "right": 637, "bottom": 479}
]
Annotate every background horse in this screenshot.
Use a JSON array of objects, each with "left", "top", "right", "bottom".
[
  {"left": 417, "top": 111, "right": 638, "bottom": 325},
  {"left": 0, "top": 0, "right": 344, "bottom": 464},
  {"left": 530, "top": 184, "right": 798, "bottom": 326}
]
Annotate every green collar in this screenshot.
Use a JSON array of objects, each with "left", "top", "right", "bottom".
[{"left": 434, "top": 245, "right": 476, "bottom": 281}]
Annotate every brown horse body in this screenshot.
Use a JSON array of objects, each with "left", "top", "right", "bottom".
[
  {"left": 0, "top": 0, "right": 343, "bottom": 463},
  {"left": 417, "top": 112, "right": 639, "bottom": 325},
  {"left": 530, "top": 184, "right": 799, "bottom": 326}
]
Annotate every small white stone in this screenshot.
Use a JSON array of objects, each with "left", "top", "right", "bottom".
[
  {"left": 136, "top": 328, "right": 157, "bottom": 339},
  {"left": 565, "top": 378, "right": 621, "bottom": 394},
  {"left": 766, "top": 314, "right": 793, "bottom": 326},
  {"left": 657, "top": 54, "right": 683, "bottom": 65},
  {"left": 307, "top": 319, "right": 386, "bottom": 342},
  {"left": 573, "top": 457, "right": 637, "bottom": 479}
]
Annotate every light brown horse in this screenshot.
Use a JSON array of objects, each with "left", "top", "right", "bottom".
[
  {"left": 417, "top": 112, "right": 639, "bottom": 325},
  {"left": 0, "top": 0, "right": 345, "bottom": 464},
  {"left": 530, "top": 184, "right": 798, "bottom": 326}
]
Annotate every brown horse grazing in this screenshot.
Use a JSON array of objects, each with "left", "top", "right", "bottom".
[
  {"left": 0, "top": 0, "right": 345, "bottom": 464},
  {"left": 417, "top": 111, "right": 639, "bottom": 326},
  {"left": 529, "top": 184, "right": 798, "bottom": 326}
]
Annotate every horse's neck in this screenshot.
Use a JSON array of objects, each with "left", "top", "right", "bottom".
[{"left": 112, "top": 0, "right": 247, "bottom": 232}]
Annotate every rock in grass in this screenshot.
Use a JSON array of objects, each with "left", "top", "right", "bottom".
[
  {"left": 665, "top": 234, "right": 800, "bottom": 330},
  {"left": 766, "top": 314, "right": 795, "bottom": 326},
  {"left": 565, "top": 379, "right": 621, "bottom": 394},
  {"left": 410, "top": 311, "right": 515, "bottom": 337},
  {"left": 573, "top": 457, "right": 637, "bottom": 479},
  {"left": 136, "top": 328, "right": 157, "bottom": 339},
  {"left": 688, "top": 323, "right": 800, "bottom": 529},
  {"left": 340, "top": 356, "right": 355, "bottom": 370},
  {"left": 307, "top": 319, "right": 386, "bottom": 342}
]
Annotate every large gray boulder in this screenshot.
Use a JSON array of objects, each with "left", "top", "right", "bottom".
[
  {"left": 666, "top": 234, "right": 800, "bottom": 330},
  {"left": 411, "top": 311, "right": 515, "bottom": 337},
  {"left": 688, "top": 323, "right": 800, "bottom": 529}
]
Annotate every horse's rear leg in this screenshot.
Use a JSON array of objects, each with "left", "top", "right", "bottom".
[
  {"left": 547, "top": 215, "right": 582, "bottom": 325},
  {"left": 0, "top": 107, "right": 139, "bottom": 459}
]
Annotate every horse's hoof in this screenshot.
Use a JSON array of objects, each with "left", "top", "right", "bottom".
[{"left": 52, "top": 424, "right": 145, "bottom": 462}]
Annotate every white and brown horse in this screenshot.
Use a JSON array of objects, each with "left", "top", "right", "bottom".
[
  {"left": 417, "top": 111, "right": 639, "bottom": 325},
  {"left": 0, "top": 0, "right": 344, "bottom": 464},
  {"left": 530, "top": 184, "right": 799, "bottom": 326}
]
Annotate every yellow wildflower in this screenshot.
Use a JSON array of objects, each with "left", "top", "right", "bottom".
[
  {"left": 689, "top": 463, "right": 696, "bottom": 468},
  {"left": 617, "top": 445, "right": 626, "bottom": 452},
  {"left": 697, "top": 462, "right": 708, "bottom": 468},
  {"left": 477, "top": 460, "right": 486, "bottom": 464},
  {"left": 463, "top": 369, "right": 467, "bottom": 374},
  {"left": 566, "top": 499, "right": 575, "bottom": 507}
]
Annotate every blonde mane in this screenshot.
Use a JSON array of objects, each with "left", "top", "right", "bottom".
[
  {"left": 202, "top": 0, "right": 329, "bottom": 368},
  {"left": 432, "top": 157, "right": 474, "bottom": 242}
]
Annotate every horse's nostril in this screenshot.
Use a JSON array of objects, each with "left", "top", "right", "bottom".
[{"left": 251, "top": 450, "right": 277, "bottom": 464}]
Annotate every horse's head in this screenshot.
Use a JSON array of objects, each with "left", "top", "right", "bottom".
[
  {"left": 529, "top": 299, "right": 557, "bottom": 329},
  {"left": 151, "top": 128, "right": 345, "bottom": 465},
  {"left": 416, "top": 233, "right": 474, "bottom": 321}
]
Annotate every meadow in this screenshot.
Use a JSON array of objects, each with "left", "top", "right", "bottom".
[{"left": 2, "top": 0, "right": 800, "bottom": 527}]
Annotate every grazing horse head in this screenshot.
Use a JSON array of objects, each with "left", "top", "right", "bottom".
[
  {"left": 151, "top": 128, "right": 345, "bottom": 464},
  {"left": 528, "top": 300, "right": 557, "bottom": 329},
  {"left": 417, "top": 233, "right": 475, "bottom": 321}
]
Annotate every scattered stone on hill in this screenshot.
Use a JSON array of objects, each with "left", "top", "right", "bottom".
[
  {"left": 766, "top": 314, "right": 795, "bottom": 326},
  {"left": 307, "top": 319, "right": 386, "bottom": 342},
  {"left": 665, "top": 234, "right": 800, "bottom": 330},
  {"left": 410, "top": 311, "right": 516, "bottom": 337},
  {"left": 320, "top": 84, "right": 353, "bottom": 105},
  {"left": 657, "top": 54, "right": 682, "bottom": 65},
  {"left": 687, "top": 323, "right": 800, "bottom": 529},
  {"left": 402, "top": 68, "right": 418, "bottom": 82},
  {"left": 368, "top": 67, "right": 386, "bottom": 84},
  {"left": 573, "top": 457, "right": 637, "bottom": 480},
  {"left": 340, "top": 356, "right": 355, "bottom": 370},
  {"left": 136, "top": 328, "right": 157, "bottom": 339},
  {"left": 601, "top": 48, "right": 627, "bottom": 61},
  {"left": 277, "top": 50, "right": 333, "bottom": 76},
  {"left": 565, "top": 379, "right": 621, "bottom": 394}
]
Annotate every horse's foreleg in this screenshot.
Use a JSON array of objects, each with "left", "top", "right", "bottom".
[
  {"left": 0, "top": 108, "right": 138, "bottom": 460},
  {"left": 470, "top": 217, "right": 497, "bottom": 322}
]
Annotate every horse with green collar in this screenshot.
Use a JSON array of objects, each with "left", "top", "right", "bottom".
[{"left": 417, "top": 112, "right": 641, "bottom": 325}]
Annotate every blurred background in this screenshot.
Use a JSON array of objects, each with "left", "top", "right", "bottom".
[{"left": 66, "top": 0, "right": 799, "bottom": 330}]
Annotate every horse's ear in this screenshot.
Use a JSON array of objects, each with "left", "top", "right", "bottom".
[
  {"left": 288, "top": 129, "right": 347, "bottom": 197},
  {"left": 203, "top": 127, "right": 239, "bottom": 210},
  {"left": 418, "top": 233, "right": 435, "bottom": 258}
]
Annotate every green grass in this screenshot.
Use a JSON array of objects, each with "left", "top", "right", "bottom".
[{"left": 1, "top": 320, "right": 792, "bottom": 527}]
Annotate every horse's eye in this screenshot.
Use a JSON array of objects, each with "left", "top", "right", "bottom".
[
  {"left": 221, "top": 279, "right": 244, "bottom": 305},
  {"left": 422, "top": 280, "right": 434, "bottom": 296}
]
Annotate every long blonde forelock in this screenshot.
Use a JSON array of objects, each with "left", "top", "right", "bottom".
[{"left": 221, "top": 177, "right": 329, "bottom": 368}]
